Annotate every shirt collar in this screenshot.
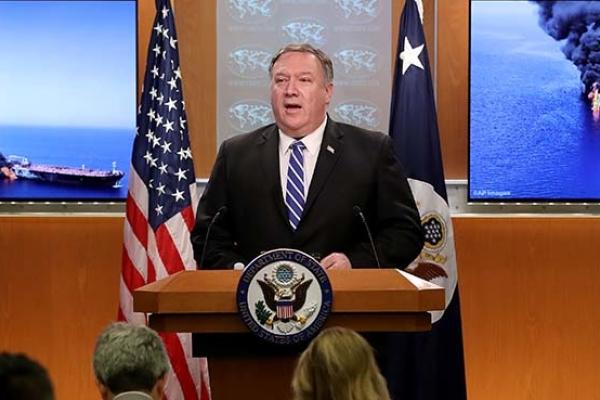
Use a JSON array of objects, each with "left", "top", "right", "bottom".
[
  {"left": 113, "top": 391, "right": 154, "bottom": 400},
  {"left": 278, "top": 115, "right": 327, "bottom": 157}
]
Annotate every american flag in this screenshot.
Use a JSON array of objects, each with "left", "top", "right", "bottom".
[{"left": 118, "top": 0, "right": 210, "bottom": 399}]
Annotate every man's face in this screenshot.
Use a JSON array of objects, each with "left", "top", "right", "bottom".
[{"left": 270, "top": 51, "right": 333, "bottom": 138}]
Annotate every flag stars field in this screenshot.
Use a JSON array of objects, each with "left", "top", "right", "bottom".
[
  {"left": 159, "top": 162, "right": 168, "bottom": 174},
  {"left": 163, "top": 119, "right": 174, "bottom": 133},
  {"left": 175, "top": 168, "right": 188, "bottom": 181},
  {"left": 165, "top": 98, "right": 177, "bottom": 111},
  {"left": 161, "top": 141, "right": 172, "bottom": 154},
  {"left": 147, "top": 108, "right": 156, "bottom": 120},
  {"left": 167, "top": 77, "right": 177, "bottom": 90},
  {"left": 171, "top": 188, "right": 184, "bottom": 202}
]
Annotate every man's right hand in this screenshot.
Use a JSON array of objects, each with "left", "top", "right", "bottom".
[{"left": 320, "top": 252, "right": 352, "bottom": 271}]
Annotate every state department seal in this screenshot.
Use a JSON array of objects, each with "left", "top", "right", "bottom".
[{"left": 237, "top": 248, "right": 332, "bottom": 345}]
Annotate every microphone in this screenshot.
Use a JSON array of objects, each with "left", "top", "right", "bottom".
[
  {"left": 353, "top": 205, "right": 381, "bottom": 269},
  {"left": 199, "top": 206, "right": 227, "bottom": 269}
]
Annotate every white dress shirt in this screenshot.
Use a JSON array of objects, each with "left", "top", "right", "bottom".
[
  {"left": 278, "top": 116, "right": 327, "bottom": 201},
  {"left": 113, "top": 391, "right": 154, "bottom": 400}
]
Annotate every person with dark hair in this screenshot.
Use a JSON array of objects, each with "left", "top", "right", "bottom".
[
  {"left": 292, "top": 327, "right": 391, "bottom": 400},
  {"left": 0, "top": 352, "right": 54, "bottom": 400},
  {"left": 192, "top": 43, "right": 423, "bottom": 271},
  {"left": 0, "top": 152, "right": 17, "bottom": 180},
  {"left": 92, "top": 322, "right": 169, "bottom": 400}
]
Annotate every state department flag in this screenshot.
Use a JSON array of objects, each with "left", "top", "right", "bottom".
[
  {"left": 388, "top": 0, "right": 467, "bottom": 399},
  {"left": 118, "top": 0, "right": 210, "bottom": 398}
]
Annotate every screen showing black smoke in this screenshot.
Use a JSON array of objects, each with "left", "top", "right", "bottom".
[{"left": 470, "top": 0, "right": 600, "bottom": 202}]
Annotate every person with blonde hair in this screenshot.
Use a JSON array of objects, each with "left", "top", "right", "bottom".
[{"left": 292, "top": 326, "right": 391, "bottom": 400}]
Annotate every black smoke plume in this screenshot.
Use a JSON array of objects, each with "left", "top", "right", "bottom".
[{"left": 530, "top": 1, "right": 600, "bottom": 93}]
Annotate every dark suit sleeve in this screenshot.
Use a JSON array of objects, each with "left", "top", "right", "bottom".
[
  {"left": 191, "top": 141, "right": 244, "bottom": 269},
  {"left": 345, "top": 135, "right": 424, "bottom": 268}
]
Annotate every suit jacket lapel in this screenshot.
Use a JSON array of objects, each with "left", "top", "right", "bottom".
[
  {"left": 258, "top": 125, "right": 289, "bottom": 226},
  {"left": 302, "top": 119, "right": 343, "bottom": 218}
]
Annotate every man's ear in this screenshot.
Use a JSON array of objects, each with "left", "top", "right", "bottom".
[
  {"left": 95, "top": 379, "right": 110, "bottom": 400},
  {"left": 152, "top": 374, "right": 168, "bottom": 400},
  {"left": 324, "top": 82, "right": 334, "bottom": 105}
]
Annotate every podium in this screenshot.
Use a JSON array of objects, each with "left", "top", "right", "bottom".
[{"left": 134, "top": 269, "right": 444, "bottom": 400}]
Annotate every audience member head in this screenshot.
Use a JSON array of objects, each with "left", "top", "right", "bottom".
[
  {"left": 93, "top": 322, "right": 169, "bottom": 400},
  {"left": 292, "top": 326, "right": 391, "bottom": 400},
  {"left": 0, "top": 352, "right": 54, "bottom": 400}
]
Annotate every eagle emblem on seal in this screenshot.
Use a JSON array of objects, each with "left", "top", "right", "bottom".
[
  {"left": 254, "top": 263, "right": 316, "bottom": 332},
  {"left": 237, "top": 248, "right": 332, "bottom": 344}
]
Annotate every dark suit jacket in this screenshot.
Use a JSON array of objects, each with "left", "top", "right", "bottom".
[{"left": 191, "top": 118, "right": 424, "bottom": 269}]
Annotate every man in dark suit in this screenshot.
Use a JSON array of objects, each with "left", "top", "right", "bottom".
[{"left": 192, "top": 43, "right": 423, "bottom": 270}]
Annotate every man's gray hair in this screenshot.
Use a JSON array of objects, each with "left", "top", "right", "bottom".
[
  {"left": 93, "top": 322, "right": 169, "bottom": 394},
  {"left": 269, "top": 43, "right": 334, "bottom": 84}
]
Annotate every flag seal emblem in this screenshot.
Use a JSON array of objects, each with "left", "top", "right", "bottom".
[
  {"left": 236, "top": 248, "right": 332, "bottom": 345},
  {"left": 421, "top": 212, "right": 446, "bottom": 251}
]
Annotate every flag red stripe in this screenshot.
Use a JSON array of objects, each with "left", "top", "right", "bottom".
[
  {"left": 147, "top": 254, "right": 157, "bottom": 283},
  {"left": 121, "top": 245, "right": 146, "bottom": 292},
  {"left": 200, "top": 373, "right": 210, "bottom": 400},
  {"left": 181, "top": 204, "right": 195, "bottom": 232},
  {"left": 155, "top": 224, "right": 185, "bottom": 275},
  {"left": 160, "top": 333, "right": 199, "bottom": 400},
  {"left": 126, "top": 194, "right": 148, "bottom": 249}
]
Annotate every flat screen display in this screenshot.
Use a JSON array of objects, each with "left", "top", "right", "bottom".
[
  {"left": 0, "top": 0, "right": 136, "bottom": 201},
  {"left": 469, "top": 0, "right": 600, "bottom": 202}
]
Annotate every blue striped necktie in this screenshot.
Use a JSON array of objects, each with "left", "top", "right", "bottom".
[{"left": 286, "top": 140, "right": 306, "bottom": 231}]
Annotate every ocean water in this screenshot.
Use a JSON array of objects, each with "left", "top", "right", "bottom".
[
  {"left": 470, "top": 2, "right": 600, "bottom": 201},
  {"left": 0, "top": 125, "right": 134, "bottom": 201}
]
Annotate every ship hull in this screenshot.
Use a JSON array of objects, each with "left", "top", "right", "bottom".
[
  {"left": 30, "top": 171, "right": 123, "bottom": 187},
  {"left": 8, "top": 156, "right": 124, "bottom": 187}
]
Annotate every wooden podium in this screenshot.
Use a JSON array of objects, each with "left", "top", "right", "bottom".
[{"left": 134, "top": 269, "right": 444, "bottom": 400}]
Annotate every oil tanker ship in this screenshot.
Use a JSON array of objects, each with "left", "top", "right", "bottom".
[{"left": 6, "top": 155, "right": 124, "bottom": 187}]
